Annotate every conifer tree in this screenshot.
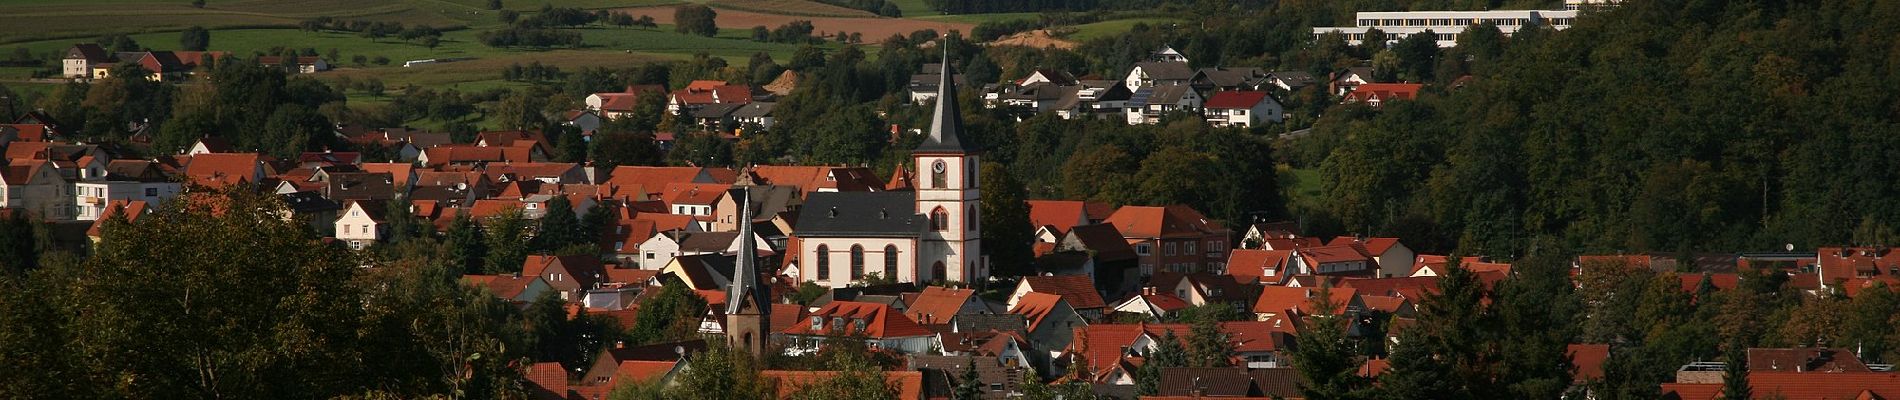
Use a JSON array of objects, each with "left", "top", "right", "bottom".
[{"left": 1292, "top": 283, "right": 1369, "bottom": 400}]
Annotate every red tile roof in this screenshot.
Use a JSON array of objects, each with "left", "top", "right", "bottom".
[
  {"left": 1568, "top": 344, "right": 1609, "bottom": 382},
  {"left": 184, "top": 153, "right": 262, "bottom": 188},
  {"left": 905, "top": 286, "right": 975, "bottom": 326},
  {"left": 1103, "top": 205, "right": 1226, "bottom": 239},
  {"left": 1660, "top": 383, "right": 1722, "bottom": 400},
  {"left": 1202, "top": 90, "right": 1272, "bottom": 109},
  {"left": 1067, "top": 323, "right": 1191, "bottom": 376},
  {"left": 87, "top": 200, "right": 149, "bottom": 237},
  {"left": 523, "top": 361, "right": 569, "bottom": 400},
  {"left": 1817, "top": 247, "right": 1900, "bottom": 284},
  {"left": 1300, "top": 245, "right": 1372, "bottom": 265},
  {"left": 1008, "top": 292, "right": 1067, "bottom": 331},
  {"left": 1359, "top": 295, "right": 1408, "bottom": 314},
  {"left": 1343, "top": 83, "right": 1422, "bottom": 104},
  {"left": 783, "top": 300, "right": 934, "bottom": 339},
  {"left": 603, "top": 166, "right": 734, "bottom": 200},
  {"left": 1338, "top": 276, "right": 1439, "bottom": 298},
  {"left": 1327, "top": 236, "right": 1402, "bottom": 255},
  {"left": 747, "top": 165, "right": 885, "bottom": 197},
  {"left": 1253, "top": 285, "right": 1356, "bottom": 316},
  {"left": 1226, "top": 249, "right": 1292, "bottom": 282},
  {"left": 1021, "top": 275, "right": 1107, "bottom": 310},
  {"left": 662, "top": 182, "right": 730, "bottom": 207},
  {"left": 607, "top": 360, "right": 676, "bottom": 386},
  {"left": 1028, "top": 200, "right": 1092, "bottom": 236}
]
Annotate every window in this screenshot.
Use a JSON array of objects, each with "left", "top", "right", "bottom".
[
  {"left": 1136, "top": 243, "right": 1152, "bottom": 256},
  {"left": 1187, "top": 242, "right": 1197, "bottom": 254},
  {"left": 853, "top": 318, "right": 867, "bottom": 332},
  {"left": 810, "top": 316, "right": 823, "bottom": 330},
  {"left": 1165, "top": 242, "right": 1177, "bottom": 256},
  {"left": 968, "top": 160, "right": 977, "bottom": 187},
  {"left": 931, "top": 262, "right": 946, "bottom": 281},
  {"left": 850, "top": 245, "right": 865, "bottom": 280},
  {"left": 614, "top": 242, "right": 624, "bottom": 251},
  {"left": 144, "top": 188, "right": 157, "bottom": 197},
  {"left": 884, "top": 245, "right": 899, "bottom": 280},
  {"left": 645, "top": 253, "right": 655, "bottom": 259},
  {"left": 931, "top": 160, "right": 947, "bottom": 189},
  {"left": 816, "top": 245, "right": 830, "bottom": 279},
  {"left": 931, "top": 207, "right": 950, "bottom": 232},
  {"left": 967, "top": 206, "right": 978, "bottom": 231}
]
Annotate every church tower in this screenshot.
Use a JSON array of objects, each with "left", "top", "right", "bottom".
[
  {"left": 913, "top": 48, "right": 985, "bottom": 284},
  {"left": 725, "top": 189, "right": 771, "bottom": 359}
]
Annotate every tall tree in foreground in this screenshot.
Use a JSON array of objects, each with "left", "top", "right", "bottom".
[
  {"left": 1489, "top": 251, "right": 1579, "bottom": 398},
  {"left": 1721, "top": 337, "right": 1750, "bottom": 400},
  {"left": 954, "top": 357, "right": 983, "bottom": 400},
  {"left": 71, "top": 189, "right": 365, "bottom": 398},
  {"left": 978, "top": 162, "right": 1033, "bottom": 276},
  {"left": 1292, "top": 283, "right": 1369, "bottom": 400},
  {"left": 1378, "top": 257, "right": 1494, "bottom": 399}
]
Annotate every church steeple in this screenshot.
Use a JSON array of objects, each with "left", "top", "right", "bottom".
[
  {"left": 725, "top": 188, "right": 770, "bottom": 359},
  {"left": 915, "top": 38, "right": 980, "bottom": 155}
]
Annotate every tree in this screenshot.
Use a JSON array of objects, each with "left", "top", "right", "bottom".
[
  {"left": 260, "top": 104, "right": 332, "bottom": 159},
  {"left": 444, "top": 211, "right": 488, "bottom": 274},
  {"left": 668, "top": 341, "right": 768, "bottom": 399},
  {"left": 1135, "top": 329, "right": 1186, "bottom": 396},
  {"left": 1377, "top": 258, "right": 1494, "bottom": 399},
  {"left": 179, "top": 26, "right": 211, "bottom": 51},
  {"left": 1489, "top": 252, "right": 1579, "bottom": 398},
  {"left": 486, "top": 0, "right": 502, "bottom": 10},
  {"left": 953, "top": 357, "right": 983, "bottom": 400},
  {"left": 626, "top": 278, "right": 708, "bottom": 345},
  {"left": 533, "top": 196, "right": 585, "bottom": 251},
  {"left": 593, "top": 129, "right": 663, "bottom": 169},
  {"left": 70, "top": 189, "right": 366, "bottom": 398},
  {"left": 382, "top": 194, "right": 428, "bottom": 244},
  {"left": 191, "top": 0, "right": 205, "bottom": 7},
  {"left": 1721, "top": 337, "right": 1750, "bottom": 400},
  {"left": 1292, "top": 283, "right": 1369, "bottom": 400},
  {"left": 674, "top": 5, "right": 718, "bottom": 37},
  {"left": 483, "top": 207, "right": 531, "bottom": 273},
  {"left": 1186, "top": 317, "right": 1235, "bottom": 368},
  {"left": 978, "top": 162, "right": 1033, "bottom": 276},
  {"left": 0, "top": 210, "right": 40, "bottom": 275},
  {"left": 792, "top": 350, "right": 898, "bottom": 400}
]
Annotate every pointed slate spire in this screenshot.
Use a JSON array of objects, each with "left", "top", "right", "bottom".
[
  {"left": 726, "top": 187, "right": 765, "bottom": 314},
  {"left": 915, "top": 35, "right": 979, "bottom": 154}
]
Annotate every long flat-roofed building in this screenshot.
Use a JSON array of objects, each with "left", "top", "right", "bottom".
[{"left": 1313, "top": 9, "right": 1580, "bottom": 47}]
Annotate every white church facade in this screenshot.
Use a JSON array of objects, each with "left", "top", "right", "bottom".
[{"left": 788, "top": 61, "right": 988, "bottom": 287}]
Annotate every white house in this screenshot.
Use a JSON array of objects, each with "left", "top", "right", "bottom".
[
  {"left": 335, "top": 200, "right": 389, "bottom": 250},
  {"left": 0, "top": 160, "right": 74, "bottom": 220},
  {"left": 1124, "top": 84, "right": 1202, "bottom": 125},
  {"left": 73, "top": 161, "right": 180, "bottom": 221},
  {"left": 1201, "top": 90, "right": 1284, "bottom": 128}
]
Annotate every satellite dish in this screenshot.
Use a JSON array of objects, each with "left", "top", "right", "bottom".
[{"left": 1786, "top": 243, "right": 1795, "bottom": 251}]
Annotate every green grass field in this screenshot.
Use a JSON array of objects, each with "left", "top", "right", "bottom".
[
  {"left": 1065, "top": 17, "right": 1177, "bottom": 41},
  {"left": 885, "top": 0, "right": 934, "bottom": 17}
]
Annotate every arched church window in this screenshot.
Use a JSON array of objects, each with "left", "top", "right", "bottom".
[
  {"left": 884, "top": 245, "right": 899, "bottom": 280},
  {"left": 850, "top": 245, "right": 865, "bottom": 280},
  {"left": 816, "top": 244, "right": 830, "bottom": 279}
]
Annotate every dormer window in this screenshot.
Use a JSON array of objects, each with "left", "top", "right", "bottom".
[
  {"left": 810, "top": 316, "right": 823, "bottom": 330},
  {"left": 853, "top": 318, "right": 867, "bottom": 332},
  {"left": 830, "top": 317, "right": 845, "bottom": 331},
  {"left": 526, "top": 203, "right": 539, "bottom": 210}
]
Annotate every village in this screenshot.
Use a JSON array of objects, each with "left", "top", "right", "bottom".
[{"left": 4, "top": 0, "right": 1900, "bottom": 398}]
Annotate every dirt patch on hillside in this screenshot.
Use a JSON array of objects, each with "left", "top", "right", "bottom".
[
  {"left": 615, "top": 5, "right": 972, "bottom": 43},
  {"left": 989, "top": 29, "right": 1077, "bottom": 49}
]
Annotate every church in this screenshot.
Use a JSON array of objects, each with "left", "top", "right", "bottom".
[{"left": 786, "top": 61, "right": 987, "bottom": 288}]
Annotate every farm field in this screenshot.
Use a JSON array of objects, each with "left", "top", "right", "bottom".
[
  {"left": 910, "top": 12, "right": 1039, "bottom": 25},
  {"left": 703, "top": 0, "right": 872, "bottom": 17},
  {"left": 0, "top": 0, "right": 478, "bottom": 44},
  {"left": 883, "top": 0, "right": 935, "bottom": 17},
  {"left": 616, "top": 4, "right": 971, "bottom": 43}
]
